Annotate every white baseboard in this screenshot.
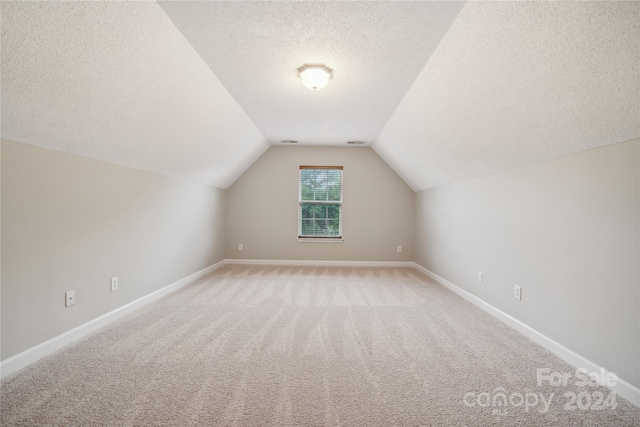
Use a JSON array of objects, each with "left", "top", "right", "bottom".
[
  {"left": 0, "top": 259, "right": 226, "bottom": 379},
  {"left": 411, "top": 262, "right": 640, "bottom": 408},
  {"left": 225, "top": 259, "right": 415, "bottom": 267}
]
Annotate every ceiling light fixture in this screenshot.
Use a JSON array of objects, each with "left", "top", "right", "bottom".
[{"left": 297, "top": 64, "right": 333, "bottom": 91}]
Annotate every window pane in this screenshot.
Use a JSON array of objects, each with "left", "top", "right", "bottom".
[
  {"left": 300, "top": 169, "right": 342, "bottom": 202},
  {"left": 327, "top": 204, "right": 340, "bottom": 219},
  {"left": 328, "top": 220, "right": 340, "bottom": 235},
  {"left": 314, "top": 219, "right": 326, "bottom": 235},
  {"left": 299, "top": 202, "right": 341, "bottom": 236},
  {"left": 299, "top": 168, "right": 342, "bottom": 237},
  {"left": 327, "top": 170, "right": 341, "bottom": 201},
  {"left": 301, "top": 204, "right": 313, "bottom": 218},
  {"left": 301, "top": 219, "right": 313, "bottom": 236}
]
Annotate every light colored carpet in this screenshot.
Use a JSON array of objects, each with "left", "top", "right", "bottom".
[{"left": 2, "top": 265, "right": 639, "bottom": 426}]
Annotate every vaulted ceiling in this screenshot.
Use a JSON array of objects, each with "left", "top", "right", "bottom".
[
  {"left": 157, "top": 1, "right": 464, "bottom": 147},
  {"left": 2, "top": 1, "right": 638, "bottom": 191}
]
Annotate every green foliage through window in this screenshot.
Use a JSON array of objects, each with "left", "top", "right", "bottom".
[{"left": 299, "top": 167, "right": 342, "bottom": 238}]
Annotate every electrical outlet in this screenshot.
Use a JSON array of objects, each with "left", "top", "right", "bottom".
[
  {"left": 397, "top": 246, "right": 402, "bottom": 253},
  {"left": 65, "top": 291, "right": 75, "bottom": 307},
  {"left": 478, "top": 271, "right": 483, "bottom": 283},
  {"left": 514, "top": 285, "right": 522, "bottom": 300},
  {"left": 237, "top": 243, "right": 243, "bottom": 251},
  {"left": 110, "top": 277, "right": 119, "bottom": 292}
]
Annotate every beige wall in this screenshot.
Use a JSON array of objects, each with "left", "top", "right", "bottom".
[
  {"left": 5, "top": 136, "right": 637, "bottom": 389},
  {"left": 415, "top": 139, "right": 640, "bottom": 388},
  {"left": 225, "top": 146, "right": 414, "bottom": 261},
  {"left": 1, "top": 140, "right": 226, "bottom": 360}
]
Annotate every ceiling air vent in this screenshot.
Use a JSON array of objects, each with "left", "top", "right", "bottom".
[
  {"left": 280, "top": 140, "right": 298, "bottom": 144},
  {"left": 347, "top": 141, "right": 365, "bottom": 145}
]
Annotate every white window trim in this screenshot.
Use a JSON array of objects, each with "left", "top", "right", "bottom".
[
  {"left": 298, "top": 166, "right": 343, "bottom": 240},
  {"left": 296, "top": 238, "right": 344, "bottom": 243}
]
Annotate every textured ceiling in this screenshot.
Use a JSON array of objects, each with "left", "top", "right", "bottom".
[
  {"left": 158, "top": 1, "right": 465, "bottom": 146},
  {"left": 1, "top": 1, "right": 269, "bottom": 189},
  {"left": 374, "top": 1, "right": 640, "bottom": 191},
  {"left": 2, "top": 1, "right": 638, "bottom": 192}
]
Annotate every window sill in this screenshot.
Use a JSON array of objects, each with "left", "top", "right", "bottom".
[{"left": 297, "top": 238, "right": 344, "bottom": 243}]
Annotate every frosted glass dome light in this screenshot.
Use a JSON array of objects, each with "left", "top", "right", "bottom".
[{"left": 297, "top": 64, "right": 333, "bottom": 91}]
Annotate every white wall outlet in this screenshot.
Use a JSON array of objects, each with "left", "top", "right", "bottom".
[
  {"left": 237, "top": 243, "right": 243, "bottom": 251},
  {"left": 110, "top": 277, "right": 119, "bottom": 292},
  {"left": 65, "top": 291, "right": 75, "bottom": 307},
  {"left": 514, "top": 285, "right": 522, "bottom": 300},
  {"left": 478, "top": 271, "right": 483, "bottom": 283},
  {"left": 397, "top": 246, "right": 402, "bottom": 253}
]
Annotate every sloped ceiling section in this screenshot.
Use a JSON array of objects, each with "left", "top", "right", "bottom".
[
  {"left": 374, "top": 1, "right": 640, "bottom": 191},
  {"left": 158, "top": 1, "right": 465, "bottom": 146},
  {"left": 1, "top": 1, "right": 269, "bottom": 189}
]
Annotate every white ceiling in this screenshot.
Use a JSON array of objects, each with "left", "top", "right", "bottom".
[
  {"left": 375, "top": 1, "right": 640, "bottom": 190},
  {"left": 1, "top": 1, "right": 269, "bottom": 189},
  {"left": 2, "top": 1, "right": 638, "bottom": 191},
  {"left": 158, "top": 1, "right": 465, "bottom": 146}
]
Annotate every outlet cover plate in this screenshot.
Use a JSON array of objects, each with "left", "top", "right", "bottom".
[{"left": 65, "top": 291, "right": 75, "bottom": 307}]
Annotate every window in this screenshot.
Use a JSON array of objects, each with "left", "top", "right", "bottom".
[{"left": 298, "top": 166, "right": 343, "bottom": 239}]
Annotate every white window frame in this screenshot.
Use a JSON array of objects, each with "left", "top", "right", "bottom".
[{"left": 297, "top": 166, "right": 344, "bottom": 242}]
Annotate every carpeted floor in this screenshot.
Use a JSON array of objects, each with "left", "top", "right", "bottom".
[{"left": 1, "top": 265, "right": 639, "bottom": 426}]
